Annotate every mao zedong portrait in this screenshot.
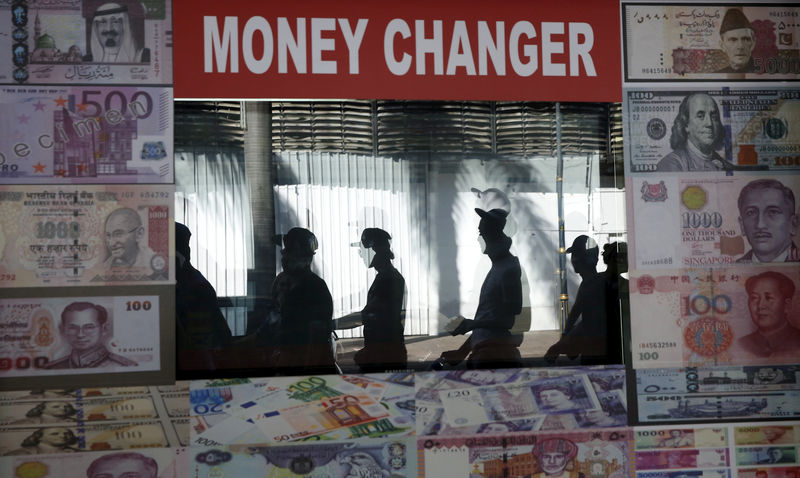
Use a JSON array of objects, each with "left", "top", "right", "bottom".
[
  {"left": 738, "top": 271, "right": 800, "bottom": 358},
  {"left": 737, "top": 179, "right": 799, "bottom": 263},
  {"left": 87, "top": 452, "right": 158, "bottom": 478},
  {"left": 44, "top": 301, "right": 136, "bottom": 369},
  {"left": 656, "top": 93, "right": 732, "bottom": 172},
  {"left": 716, "top": 9, "right": 757, "bottom": 73},
  {"left": 104, "top": 207, "right": 157, "bottom": 269}
]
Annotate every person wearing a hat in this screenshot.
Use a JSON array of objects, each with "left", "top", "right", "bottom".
[
  {"left": 525, "top": 438, "right": 584, "bottom": 478},
  {"left": 346, "top": 228, "right": 407, "bottom": 372},
  {"left": 442, "top": 208, "right": 523, "bottom": 368},
  {"left": 175, "top": 223, "right": 232, "bottom": 370},
  {"left": 545, "top": 235, "right": 608, "bottom": 364},
  {"left": 271, "top": 227, "right": 336, "bottom": 372},
  {"left": 716, "top": 8, "right": 756, "bottom": 73}
]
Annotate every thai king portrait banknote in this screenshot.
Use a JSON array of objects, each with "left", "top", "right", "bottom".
[
  {"left": 629, "top": 267, "right": 800, "bottom": 368},
  {"left": 0, "top": 447, "right": 188, "bottom": 478},
  {"left": 0, "top": 0, "right": 173, "bottom": 85},
  {"left": 0, "top": 295, "right": 160, "bottom": 378},
  {"left": 623, "top": 4, "right": 800, "bottom": 81},
  {"left": 0, "top": 86, "right": 173, "bottom": 184},
  {"left": 0, "top": 185, "right": 172, "bottom": 287},
  {"left": 624, "top": 88, "right": 799, "bottom": 174},
  {"left": 629, "top": 175, "right": 800, "bottom": 269}
]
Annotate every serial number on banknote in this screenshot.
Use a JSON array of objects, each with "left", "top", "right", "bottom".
[{"left": 640, "top": 342, "right": 678, "bottom": 349}]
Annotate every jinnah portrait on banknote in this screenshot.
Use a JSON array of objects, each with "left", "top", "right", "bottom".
[
  {"left": 87, "top": 452, "right": 158, "bottom": 478},
  {"left": 737, "top": 179, "right": 799, "bottom": 263},
  {"left": 716, "top": 9, "right": 757, "bottom": 73},
  {"left": 86, "top": 2, "right": 150, "bottom": 63},
  {"left": 738, "top": 271, "right": 800, "bottom": 358},
  {"left": 10, "top": 401, "right": 77, "bottom": 424},
  {"left": 104, "top": 207, "right": 157, "bottom": 270},
  {"left": 6, "top": 427, "right": 79, "bottom": 455},
  {"left": 43, "top": 301, "right": 137, "bottom": 369},
  {"left": 656, "top": 93, "right": 732, "bottom": 172}
]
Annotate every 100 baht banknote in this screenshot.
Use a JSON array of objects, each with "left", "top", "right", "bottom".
[
  {"left": 0, "top": 396, "right": 159, "bottom": 425},
  {"left": 636, "top": 366, "right": 800, "bottom": 396},
  {"left": 0, "top": 86, "right": 173, "bottom": 184},
  {"left": 624, "top": 88, "right": 799, "bottom": 173},
  {"left": 0, "top": 185, "right": 172, "bottom": 286},
  {"left": 0, "top": 295, "right": 160, "bottom": 378},
  {"left": 629, "top": 267, "right": 800, "bottom": 369},
  {"left": 193, "top": 439, "right": 413, "bottom": 478},
  {"left": 623, "top": 4, "right": 800, "bottom": 81},
  {"left": 629, "top": 175, "right": 800, "bottom": 269},
  {"left": 419, "top": 428, "right": 633, "bottom": 478},
  {"left": 0, "top": 447, "right": 187, "bottom": 478},
  {"left": 0, "top": 0, "right": 173, "bottom": 85},
  {"left": 638, "top": 391, "right": 800, "bottom": 422}
]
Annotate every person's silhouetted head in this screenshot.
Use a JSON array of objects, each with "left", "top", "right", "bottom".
[
  {"left": 175, "top": 223, "right": 191, "bottom": 265},
  {"left": 567, "top": 235, "right": 599, "bottom": 275},
  {"left": 475, "top": 208, "right": 508, "bottom": 242},
  {"left": 360, "top": 228, "right": 394, "bottom": 268},
  {"left": 280, "top": 227, "right": 318, "bottom": 271}
]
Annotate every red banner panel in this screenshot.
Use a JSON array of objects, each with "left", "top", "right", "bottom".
[{"left": 173, "top": 0, "right": 622, "bottom": 102}]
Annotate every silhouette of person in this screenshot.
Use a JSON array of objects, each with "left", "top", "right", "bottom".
[
  {"left": 443, "top": 208, "right": 523, "bottom": 368},
  {"left": 347, "top": 228, "right": 407, "bottom": 372},
  {"left": 600, "top": 241, "right": 628, "bottom": 364},
  {"left": 545, "top": 235, "right": 607, "bottom": 364},
  {"left": 175, "top": 223, "right": 233, "bottom": 370},
  {"left": 272, "top": 228, "right": 336, "bottom": 372}
]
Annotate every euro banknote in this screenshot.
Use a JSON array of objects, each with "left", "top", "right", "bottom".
[
  {"left": 419, "top": 428, "right": 633, "bottom": 478},
  {"left": 192, "top": 439, "right": 413, "bottom": 478},
  {"left": 0, "top": 0, "right": 173, "bottom": 85},
  {"left": 636, "top": 366, "right": 800, "bottom": 395},
  {"left": 0, "top": 396, "right": 159, "bottom": 425},
  {"left": 635, "top": 426, "right": 728, "bottom": 450},
  {"left": 0, "top": 86, "right": 173, "bottom": 184},
  {"left": 623, "top": 4, "right": 800, "bottom": 81},
  {"left": 736, "top": 446, "right": 798, "bottom": 466},
  {"left": 734, "top": 424, "right": 800, "bottom": 445},
  {"left": 0, "top": 420, "right": 170, "bottom": 455},
  {"left": 629, "top": 175, "right": 800, "bottom": 269},
  {"left": 629, "top": 268, "right": 800, "bottom": 368},
  {"left": 636, "top": 448, "right": 730, "bottom": 470},
  {"left": 0, "top": 447, "right": 187, "bottom": 478},
  {"left": 624, "top": 88, "right": 800, "bottom": 173},
  {"left": 0, "top": 185, "right": 173, "bottom": 287},
  {"left": 0, "top": 294, "right": 160, "bottom": 378},
  {"left": 637, "top": 391, "right": 800, "bottom": 422}
]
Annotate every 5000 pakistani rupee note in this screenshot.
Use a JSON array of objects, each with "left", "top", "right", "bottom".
[
  {"left": 0, "top": 447, "right": 187, "bottom": 478},
  {"left": 629, "top": 175, "right": 800, "bottom": 269},
  {"left": 624, "top": 88, "right": 800, "bottom": 173},
  {"left": 0, "top": 86, "right": 173, "bottom": 184},
  {"left": 629, "top": 268, "right": 800, "bottom": 368},
  {"left": 0, "top": 185, "right": 172, "bottom": 287},
  {"left": 0, "top": 295, "right": 160, "bottom": 378},
  {"left": 0, "top": 0, "right": 173, "bottom": 85}
]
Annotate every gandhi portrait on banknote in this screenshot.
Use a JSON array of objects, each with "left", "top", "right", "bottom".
[
  {"left": 656, "top": 93, "right": 732, "bottom": 172},
  {"left": 736, "top": 179, "right": 799, "bottom": 263},
  {"left": 87, "top": 2, "right": 150, "bottom": 63},
  {"left": 716, "top": 9, "right": 757, "bottom": 73},
  {"left": 738, "top": 271, "right": 800, "bottom": 358},
  {"left": 87, "top": 452, "right": 158, "bottom": 478},
  {"left": 43, "top": 301, "right": 137, "bottom": 369},
  {"left": 104, "top": 207, "right": 157, "bottom": 270}
]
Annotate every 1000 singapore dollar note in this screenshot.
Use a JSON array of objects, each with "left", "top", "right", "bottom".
[
  {"left": 623, "top": 4, "right": 800, "bottom": 81},
  {"left": 0, "top": 447, "right": 187, "bottom": 478},
  {"left": 0, "top": 0, "right": 173, "bottom": 85},
  {"left": 624, "top": 88, "right": 800, "bottom": 173},
  {"left": 0, "top": 185, "right": 172, "bottom": 287},
  {"left": 193, "top": 439, "right": 413, "bottom": 478},
  {"left": 0, "top": 295, "right": 160, "bottom": 378},
  {"left": 419, "top": 428, "right": 633, "bottom": 478},
  {"left": 629, "top": 175, "right": 800, "bottom": 269},
  {"left": 0, "top": 86, "right": 173, "bottom": 184},
  {"left": 629, "top": 268, "right": 800, "bottom": 369}
]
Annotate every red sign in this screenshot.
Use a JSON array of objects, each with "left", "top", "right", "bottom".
[{"left": 173, "top": 0, "right": 621, "bottom": 102}]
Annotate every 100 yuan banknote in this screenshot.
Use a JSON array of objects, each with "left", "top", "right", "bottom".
[
  {"left": 629, "top": 175, "right": 800, "bottom": 269},
  {"left": 629, "top": 267, "right": 800, "bottom": 368},
  {"left": 0, "top": 396, "right": 159, "bottom": 425},
  {"left": 193, "top": 439, "right": 413, "bottom": 478},
  {"left": 636, "top": 366, "right": 800, "bottom": 395},
  {"left": 0, "top": 0, "right": 173, "bottom": 85},
  {"left": 0, "top": 185, "right": 172, "bottom": 286},
  {"left": 0, "top": 295, "right": 160, "bottom": 378},
  {"left": 638, "top": 391, "right": 800, "bottom": 422},
  {"left": 623, "top": 4, "right": 800, "bottom": 81},
  {"left": 419, "top": 428, "right": 633, "bottom": 478},
  {"left": 624, "top": 88, "right": 799, "bottom": 173},
  {"left": 0, "top": 86, "right": 173, "bottom": 184},
  {"left": 0, "top": 447, "right": 187, "bottom": 478}
]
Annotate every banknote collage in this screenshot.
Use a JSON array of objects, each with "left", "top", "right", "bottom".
[
  {"left": 0, "top": 0, "right": 175, "bottom": 390},
  {"left": 622, "top": 3, "right": 800, "bottom": 425}
]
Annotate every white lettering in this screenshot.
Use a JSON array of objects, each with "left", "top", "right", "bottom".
[
  {"left": 243, "top": 16, "right": 273, "bottom": 74},
  {"left": 385, "top": 19, "right": 411, "bottom": 75},
  {"left": 509, "top": 21, "right": 537, "bottom": 76},
  {"left": 477, "top": 21, "right": 505, "bottom": 76},
  {"left": 339, "top": 18, "right": 368, "bottom": 74},
  {"left": 204, "top": 16, "right": 238, "bottom": 73},
  {"left": 542, "top": 22, "right": 565, "bottom": 76},
  {"left": 446, "top": 21, "right": 475, "bottom": 75},
  {"left": 311, "top": 18, "right": 336, "bottom": 74},
  {"left": 415, "top": 19, "right": 443, "bottom": 75},
  {"left": 278, "top": 17, "right": 306, "bottom": 74},
  {"left": 569, "top": 22, "right": 596, "bottom": 76}
]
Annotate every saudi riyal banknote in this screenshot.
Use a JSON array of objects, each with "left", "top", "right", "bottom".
[
  {"left": 0, "top": 294, "right": 160, "bottom": 378},
  {"left": 0, "top": 0, "right": 173, "bottom": 85},
  {"left": 637, "top": 366, "right": 800, "bottom": 395},
  {"left": 0, "top": 86, "right": 173, "bottom": 184},
  {"left": 193, "top": 439, "right": 412, "bottom": 478},
  {"left": 0, "top": 447, "right": 187, "bottom": 478},
  {"left": 0, "top": 396, "right": 159, "bottom": 425},
  {"left": 419, "top": 428, "right": 633, "bottom": 478},
  {"left": 629, "top": 268, "right": 800, "bottom": 368},
  {"left": 638, "top": 391, "right": 800, "bottom": 422},
  {"left": 629, "top": 175, "right": 800, "bottom": 269},
  {"left": 0, "top": 185, "right": 173, "bottom": 287},
  {"left": 634, "top": 426, "right": 728, "bottom": 449},
  {"left": 623, "top": 4, "right": 800, "bottom": 81},
  {"left": 624, "top": 88, "right": 799, "bottom": 173}
]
